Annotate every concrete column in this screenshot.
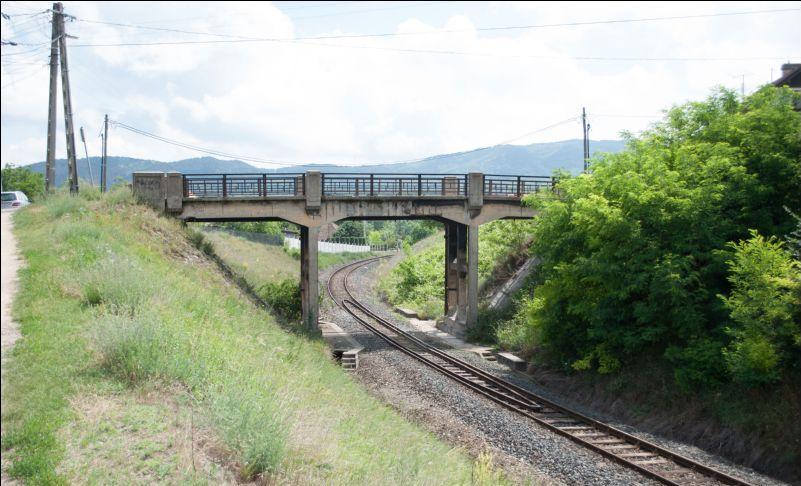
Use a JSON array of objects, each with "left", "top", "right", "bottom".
[
  {"left": 165, "top": 171, "right": 183, "bottom": 213},
  {"left": 300, "top": 225, "right": 320, "bottom": 332},
  {"left": 132, "top": 171, "right": 166, "bottom": 211},
  {"left": 305, "top": 171, "right": 322, "bottom": 210},
  {"left": 456, "top": 222, "right": 468, "bottom": 322},
  {"left": 467, "top": 223, "right": 479, "bottom": 329},
  {"left": 468, "top": 172, "right": 484, "bottom": 209},
  {"left": 444, "top": 222, "right": 459, "bottom": 316}
]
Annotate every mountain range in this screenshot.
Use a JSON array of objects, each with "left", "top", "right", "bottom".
[{"left": 20, "top": 139, "right": 625, "bottom": 186}]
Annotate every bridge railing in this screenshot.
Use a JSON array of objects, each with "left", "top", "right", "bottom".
[
  {"left": 321, "top": 173, "right": 468, "bottom": 197},
  {"left": 484, "top": 175, "right": 555, "bottom": 198},
  {"left": 182, "top": 173, "right": 555, "bottom": 199},
  {"left": 183, "top": 173, "right": 304, "bottom": 198}
]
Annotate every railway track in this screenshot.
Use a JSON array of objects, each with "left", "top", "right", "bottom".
[{"left": 327, "top": 257, "right": 755, "bottom": 486}]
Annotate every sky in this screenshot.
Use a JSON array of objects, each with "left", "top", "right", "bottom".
[{"left": 1, "top": 1, "right": 799, "bottom": 168}]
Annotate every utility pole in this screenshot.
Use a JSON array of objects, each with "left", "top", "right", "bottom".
[
  {"left": 44, "top": 3, "right": 59, "bottom": 192},
  {"left": 79, "top": 127, "right": 94, "bottom": 186},
  {"left": 101, "top": 114, "right": 108, "bottom": 192},
  {"left": 54, "top": 2, "right": 79, "bottom": 194},
  {"left": 582, "top": 107, "right": 590, "bottom": 172}
]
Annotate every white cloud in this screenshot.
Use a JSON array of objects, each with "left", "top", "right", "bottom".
[{"left": 1, "top": 1, "right": 799, "bottom": 167}]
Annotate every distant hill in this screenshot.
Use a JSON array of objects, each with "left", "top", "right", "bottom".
[{"left": 23, "top": 139, "right": 625, "bottom": 185}]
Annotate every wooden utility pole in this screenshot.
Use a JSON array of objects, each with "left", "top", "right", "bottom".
[
  {"left": 45, "top": 3, "right": 60, "bottom": 192},
  {"left": 101, "top": 114, "right": 108, "bottom": 192},
  {"left": 582, "top": 107, "right": 590, "bottom": 172},
  {"left": 54, "top": 2, "right": 79, "bottom": 193}
]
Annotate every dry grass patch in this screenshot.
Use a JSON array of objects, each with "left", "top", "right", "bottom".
[{"left": 58, "top": 383, "right": 236, "bottom": 485}]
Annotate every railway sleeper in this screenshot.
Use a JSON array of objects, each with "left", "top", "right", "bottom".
[
  {"left": 604, "top": 444, "right": 638, "bottom": 451},
  {"left": 632, "top": 458, "right": 670, "bottom": 466},
  {"left": 589, "top": 438, "right": 625, "bottom": 445},
  {"left": 573, "top": 431, "right": 608, "bottom": 438},
  {"left": 618, "top": 452, "right": 656, "bottom": 459}
]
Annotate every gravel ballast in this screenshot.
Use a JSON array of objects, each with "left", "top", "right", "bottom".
[{"left": 321, "top": 258, "right": 788, "bottom": 486}]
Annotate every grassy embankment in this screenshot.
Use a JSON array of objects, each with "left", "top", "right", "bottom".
[
  {"left": 200, "top": 226, "right": 373, "bottom": 321},
  {"left": 200, "top": 226, "right": 372, "bottom": 284},
  {"left": 1, "top": 189, "right": 505, "bottom": 484}
]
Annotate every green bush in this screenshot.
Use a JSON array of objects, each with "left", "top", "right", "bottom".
[
  {"left": 258, "top": 278, "right": 301, "bottom": 321},
  {"left": 721, "top": 231, "right": 801, "bottom": 386},
  {"left": 1, "top": 164, "right": 44, "bottom": 201}
]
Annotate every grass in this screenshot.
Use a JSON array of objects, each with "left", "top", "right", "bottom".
[{"left": 1, "top": 189, "right": 506, "bottom": 484}]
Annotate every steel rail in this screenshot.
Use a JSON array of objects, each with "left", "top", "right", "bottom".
[{"left": 326, "top": 257, "right": 755, "bottom": 486}]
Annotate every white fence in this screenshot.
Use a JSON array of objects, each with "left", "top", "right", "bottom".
[{"left": 284, "top": 237, "right": 380, "bottom": 253}]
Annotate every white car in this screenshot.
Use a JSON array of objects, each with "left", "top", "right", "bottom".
[{"left": 1, "top": 191, "right": 30, "bottom": 210}]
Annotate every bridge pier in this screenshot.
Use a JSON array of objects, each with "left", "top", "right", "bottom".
[
  {"left": 300, "top": 225, "right": 320, "bottom": 333},
  {"left": 443, "top": 221, "right": 479, "bottom": 334}
]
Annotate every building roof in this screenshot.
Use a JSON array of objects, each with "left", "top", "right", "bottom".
[{"left": 773, "top": 63, "right": 801, "bottom": 89}]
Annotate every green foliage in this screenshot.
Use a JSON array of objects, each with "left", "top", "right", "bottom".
[
  {"left": 504, "top": 87, "right": 801, "bottom": 389},
  {"left": 331, "top": 221, "right": 366, "bottom": 239},
  {"left": 258, "top": 278, "right": 302, "bottom": 321},
  {"left": 1, "top": 164, "right": 45, "bottom": 201},
  {"left": 335, "top": 220, "right": 439, "bottom": 248},
  {"left": 721, "top": 231, "right": 801, "bottom": 386},
  {"left": 382, "top": 221, "right": 532, "bottom": 319},
  {"left": 384, "top": 244, "right": 446, "bottom": 316}
]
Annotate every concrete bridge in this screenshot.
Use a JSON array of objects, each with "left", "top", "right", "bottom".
[{"left": 133, "top": 171, "right": 552, "bottom": 334}]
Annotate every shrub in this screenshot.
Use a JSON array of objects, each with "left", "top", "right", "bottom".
[
  {"left": 258, "top": 278, "right": 301, "bottom": 321},
  {"left": 79, "top": 256, "right": 153, "bottom": 314},
  {"left": 721, "top": 231, "right": 801, "bottom": 386},
  {"left": 93, "top": 312, "right": 172, "bottom": 383},
  {"left": 208, "top": 378, "right": 287, "bottom": 479}
]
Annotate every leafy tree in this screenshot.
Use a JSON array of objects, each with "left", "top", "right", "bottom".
[
  {"left": 513, "top": 86, "right": 801, "bottom": 389},
  {"left": 331, "top": 221, "right": 365, "bottom": 240},
  {"left": 1, "top": 164, "right": 45, "bottom": 201},
  {"left": 721, "top": 231, "right": 801, "bottom": 386}
]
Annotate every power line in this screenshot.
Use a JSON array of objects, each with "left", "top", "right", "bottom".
[
  {"left": 495, "top": 117, "right": 580, "bottom": 145},
  {"left": 70, "top": 6, "right": 800, "bottom": 46},
  {"left": 64, "top": 31, "right": 796, "bottom": 62},
  {"left": 109, "top": 113, "right": 590, "bottom": 168},
  {"left": 110, "top": 120, "right": 312, "bottom": 166}
]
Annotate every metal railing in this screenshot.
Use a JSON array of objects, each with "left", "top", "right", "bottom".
[
  {"left": 183, "top": 173, "right": 554, "bottom": 199},
  {"left": 183, "top": 173, "right": 304, "bottom": 198},
  {"left": 321, "top": 173, "right": 468, "bottom": 197},
  {"left": 484, "top": 175, "right": 554, "bottom": 198}
]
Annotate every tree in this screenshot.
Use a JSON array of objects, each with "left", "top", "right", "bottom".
[
  {"left": 512, "top": 86, "right": 801, "bottom": 389},
  {"left": 1, "top": 164, "right": 45, "bottom": 201}
]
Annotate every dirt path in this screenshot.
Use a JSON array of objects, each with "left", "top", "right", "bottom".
[{"left": 1, "top": 210, "right": 23, "bottom": 485}]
